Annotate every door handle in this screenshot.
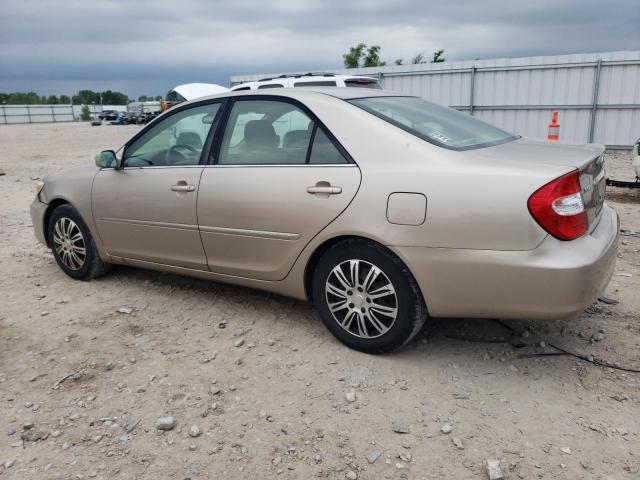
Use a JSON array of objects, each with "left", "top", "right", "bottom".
[
  {"left": 170, "top": 184, "right": 195, "bottom": 192},
  {"left": 307, "top": 185, "right": 342, "bottom": 195}
]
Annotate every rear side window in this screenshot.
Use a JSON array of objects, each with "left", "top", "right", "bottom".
[
  {"left": 345, "top": 79, "right": 382, "bottom": 89},
  {"left": 232, "top": 86, "right": 251, "bottom": 91},
  {"left": 258, "top": 84, "right": 284, "bottom": 89},
  {"left": 294, "top": 81, "right": 337, "bottom": 87},
  {"left": 217, "top": 99, "right": 349, "bottom": 165},
  {"left": 309, "top": 128, "right": 348, "bottom": 164},
  {"left": 218, "top": 100, "right": 312, "bottom": 165}
]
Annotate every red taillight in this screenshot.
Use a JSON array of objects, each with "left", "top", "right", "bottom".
[{"left": 527, "top": 170, "right": 588, "bottom": 241}]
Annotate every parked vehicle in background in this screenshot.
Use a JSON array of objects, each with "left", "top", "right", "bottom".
[
  {"left": 605, "top": 136, "right": 640, "bottom": 189},
  {"left": 230, "top": 73, "right": 382, "bottom": 91},
  {"left": 98, "top": 110, "right": 121, "bottom": 121},
  {"left": 30, "top": 88, "right": 618, "bottom": 353}
]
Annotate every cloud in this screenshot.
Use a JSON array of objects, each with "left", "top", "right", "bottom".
[{"left": 0, "top": 0, "right": 638, "bottom": 97}]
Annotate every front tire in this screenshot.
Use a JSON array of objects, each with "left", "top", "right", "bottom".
[
  {"left": 312, "top": 239, "right": 426, "bottom": 353},
  {"left": 47, "top": 204, "right": 110, "bottom": 280}
]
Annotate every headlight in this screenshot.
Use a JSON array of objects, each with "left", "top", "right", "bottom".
[{"left": 35, "top": 180, "right": 44, "bottom": 194}]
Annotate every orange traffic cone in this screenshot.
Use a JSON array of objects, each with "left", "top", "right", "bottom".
[{"left": 548, "top": 111, "right": 560, "bottom": 141}]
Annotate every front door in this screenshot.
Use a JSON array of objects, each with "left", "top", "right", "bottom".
[
  {"left": 197, "top": 98, "right": 361, "bottom": 280},
  {"left": 93, "top": 102, "right": 222, "bottom": 270}
]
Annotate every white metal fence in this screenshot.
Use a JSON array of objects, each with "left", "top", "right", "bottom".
[
  {"left": 0, "top": 104, "right": 129, "bottom": 124},
  {"left": 231, "top": 51, "right": 640, "bottom": 149}
]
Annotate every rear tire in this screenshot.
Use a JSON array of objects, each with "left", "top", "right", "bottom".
[
  {"left": 47, "top": 204, "right": 110, "bottom": 280},
  {"left": 312, "top": 239, "right": 426, "bottom": 353}
]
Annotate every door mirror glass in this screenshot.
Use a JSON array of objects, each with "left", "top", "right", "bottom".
[{"left": 95, "top": 150, "right": 118, "bottom": 168}]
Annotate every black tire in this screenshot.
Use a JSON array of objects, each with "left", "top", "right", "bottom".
[
  {"left": 312, "top": 239, "right": 427, "bottom": 353},
  {"left": 47, "top": 204, "right": 110, "bottom": 280}
]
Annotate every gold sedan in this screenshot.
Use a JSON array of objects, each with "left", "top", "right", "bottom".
[{"left": 31, "top": 89, "right": 618, "bottom": 352}]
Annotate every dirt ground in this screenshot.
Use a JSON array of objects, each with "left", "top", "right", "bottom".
[{"left": 0, "top": 122, "right": 638, "bottom": 480}]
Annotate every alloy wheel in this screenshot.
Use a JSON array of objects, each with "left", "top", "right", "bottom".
[
  {"left": 325, "top": 259, "right": 398, "bottom": 339},
  {"left": 52, "top": 217, "right": 86, "bottom": 271}
]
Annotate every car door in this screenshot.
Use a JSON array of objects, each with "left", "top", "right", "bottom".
[
  {"left": 92, "top": 102, "right": 223, "bottom": 270},
  {"left": 197, "top": 97, "right": 361, "bottom": 281}
]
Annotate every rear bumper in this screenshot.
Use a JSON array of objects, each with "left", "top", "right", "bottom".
[
  {"left": 392, "top": 204, "right": 619, "bottom": 320},
  {"left": 30, "top": 196, "right": 48, "bottom": 246}
]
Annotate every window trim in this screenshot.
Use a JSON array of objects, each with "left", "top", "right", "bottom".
[
  {"left": 121, "top": 98, "right": 227, "bottom": 168},
  {"left": 208, "top": 95, "right": 355, "bottom": 166}
]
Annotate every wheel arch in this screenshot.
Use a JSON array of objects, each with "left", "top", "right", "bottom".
[
  {"left": 302, "top": 234, "right": 425, "bottom": 305},
  {"left": 43, "top": 197, "right": 73, "bottom": 248}
]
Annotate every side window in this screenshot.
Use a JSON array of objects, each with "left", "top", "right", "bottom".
[
  {"left": 123, "top": 103, "right": 221, "bottom": 167},
  {"left": 309, "top": 128, "right": 348, "bottom": 164},
  {"left": 257, "top": 84, "right": 285, "bottom": 89},
  {"left": 218, "top": 100, "right": 314, "bottom": 165},
  {"left": 293, "top": 81, "right": 337, "bottom": 87}
]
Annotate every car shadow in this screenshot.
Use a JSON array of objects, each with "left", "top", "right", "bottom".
[{"left": 100, "top": 264, "right": 624, "bottom": 370}]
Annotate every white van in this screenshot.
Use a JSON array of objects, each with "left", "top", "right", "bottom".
[{"left": 230, "top": 73, "right": 382, "bottom": 91}]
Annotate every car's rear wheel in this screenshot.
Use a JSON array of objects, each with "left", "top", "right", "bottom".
[
  {"left": 312, "top": 239, "right": 427, "bottom": 353},
  {"left": 47, "top": 204, "right": 110, "bottom": 280}
]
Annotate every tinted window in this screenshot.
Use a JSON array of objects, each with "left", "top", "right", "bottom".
[
  {"left": 349, "top": 96, "right": 517, "bottom": 150},
  {"left": 257, "top": 84, "right": 285, "bottom": 89},
  {"left": 294, "top": 81, "right": 337, "bottom": 87},
  {"left": 309, "top": 128, "right": 348, "bottom": 164},
  {"left": 232, "top": 86, "right": 251, "bottom": 91},
  {"left": 124, "top": 103, "right": 221, "bottom": 167},
  {"left": 218, "top": 100, "right": 313, "bottom": 165},
  {"left": 345, "top": 79, "right": 382, "bottom": 89}
]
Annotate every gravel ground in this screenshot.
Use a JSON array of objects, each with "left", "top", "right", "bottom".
[{"left": 0, "top": 123, "right": 639, "bottom": 479}]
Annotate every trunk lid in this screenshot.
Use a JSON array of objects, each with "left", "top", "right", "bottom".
[{"left": 469, "top": 137, "right": 607, "bottom": 232}]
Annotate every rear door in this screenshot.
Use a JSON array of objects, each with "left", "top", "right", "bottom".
[
  {"left": 92, "top": 102, "right": 223, "bottom": 269},
  {"left": 197, "top": 97, "right": 361, "bottom": 280}
]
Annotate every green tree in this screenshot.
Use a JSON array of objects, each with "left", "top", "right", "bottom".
[
  {"left": 46, "top": 95, "right": 60, "bottom": 104},
  {"left": 411, "top": 53, "right": 426, "bottom": 64},
  {"left": 363, "top": 45, "right": 386, "bottom": 67},
  {"left": 154, "top": 95, "right": 163, "bottom": 101},
  {"left": 343, "top": 43, "right": 367, "bottom": 68},
  {"left": 80, "top": 105, "right": 91, "bottom": 121},
  {"left": 7, "top": 92, "right": 40, "bottom": 104},
  {"left": 343, "top": 43, "right": 387, "bottom": 68},
  {"left": 394, "top": 59, "right": 403, "bottom": 65},
  {"left": 101, "top": 90, "right": 128, "bottom": 105},
  {"left": 72, "top": 90, "right": 99, "bottom": 105},
  {"left": 431, "top": 49, "right": 445, "bottom": 63},
  {"left": 59, "top": 95, "right": 71, "bottom": 104},
  {"left": 0, "top": 93, "right": 10, "bottom": 104},
  {"left": 138, "top": 95, "right": 149, "bottom": 102}
]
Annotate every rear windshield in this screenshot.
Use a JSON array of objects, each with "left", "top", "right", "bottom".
[
  {"left": 345, "top": 79, "right": 382, "bottom": 89},
  {"left": 349, "top": 96, "right": 517, "bottom": 150}
]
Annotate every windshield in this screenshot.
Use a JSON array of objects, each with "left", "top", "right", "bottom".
[{"left": 349, "top": 96, "right": 517, "bottom": 150}]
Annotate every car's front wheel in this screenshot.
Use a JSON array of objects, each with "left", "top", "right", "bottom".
[
  {"left": 47, "top": 204, "right": 110, "bottom": 280},
  {"left": 312, "top": 239, "right": 426, "bottom": 353}
]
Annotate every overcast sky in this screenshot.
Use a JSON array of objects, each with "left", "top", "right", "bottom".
[{"left": 1, "top": 0, "right": 638, "bottom": 98}]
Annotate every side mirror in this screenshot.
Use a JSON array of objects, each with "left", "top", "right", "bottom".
[{"left": 95, "top": 150, "right": 119, "bottom": 169}]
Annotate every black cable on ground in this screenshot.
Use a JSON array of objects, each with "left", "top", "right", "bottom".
[{"left": 492, "top": 319, "right": 640, "bottom": 374}]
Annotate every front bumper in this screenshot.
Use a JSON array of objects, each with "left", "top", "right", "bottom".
[
  {"left": 392, "top": 204, "right": 619, "bottom": 320},
  {"left": 30, "top": 195, "right": 48, "bottom": 246}
]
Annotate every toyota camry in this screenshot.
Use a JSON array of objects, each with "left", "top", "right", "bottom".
[{"left": 30, "top": 88, "right": 619, "bottom": 353}]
